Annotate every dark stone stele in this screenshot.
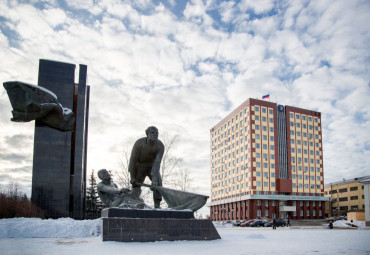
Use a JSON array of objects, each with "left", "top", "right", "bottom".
[{"left": 102, "top": 208, "right": 221, "bottom": 242}]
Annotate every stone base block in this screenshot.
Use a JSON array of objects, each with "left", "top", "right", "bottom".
[
  {"left": 101, "top": 208, "right": 194, "bottom": 219},
  {"left": 102, "top": 218, "right": 221, "bottom": 242}
]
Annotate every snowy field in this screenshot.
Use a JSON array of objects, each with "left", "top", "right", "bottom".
[{"left": 1, "top": 218, "right": 370, "bottom": 255}]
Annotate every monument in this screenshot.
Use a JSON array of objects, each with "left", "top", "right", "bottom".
[
  {"left": 98, "top": 127, "right": 220, "bottom": 242},
  {"left": 3, "top": 59, "right": 90, "bottom": 219}
]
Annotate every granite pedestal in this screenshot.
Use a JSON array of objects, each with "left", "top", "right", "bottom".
[{"left": 102, "top": 208, "right": 221, "bottom": 242}]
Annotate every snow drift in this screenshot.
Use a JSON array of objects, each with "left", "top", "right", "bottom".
[{"left": 0, "top": 218, "right": 102, "bottom": 238}]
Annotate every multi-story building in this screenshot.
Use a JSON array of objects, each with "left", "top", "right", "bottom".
[
  {"left": 324, "top": 176, "right": 369, "bottom": 217},
  {"left": 210, "top": 98, "right": 329, "bottom": 220}
]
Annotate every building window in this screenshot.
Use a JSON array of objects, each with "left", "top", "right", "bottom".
[
  {"left": 257, "top": 181, "right": 261, "bottom": 187},
  {"left": 350, "top": 196, "right": 358, "bottom": 200},
  {"left": 265, "top": 210, "right": 269, "bottom": 217},
  {"left": 257, "top": 210, "right": 261, "bottom": 217},
  {"left": 271, "top": 182, "right": 275, "bottom": 187},
  {"left": 350, "top": 186, "right": 358, "bottom": 191},
  {"left": 339, "top": 197, "right": 348, "bottom": 202},
  {"left": 264, "top": 182, "right": 268, "bottom": 187},
  {"left": 257, "top": 200, "right": 261, "bottom": 205},
  {"left": 313, "top": 210, "right": 316, "bottom": 216},
  {"left": 339, "top": 188, "right": 347, "bottom": 193},
  {"left": 300, "top": 210, "right": 303, "bottom": 216},
  {"left": 306, "top": 210, "right": 310, "bottom": 216}
]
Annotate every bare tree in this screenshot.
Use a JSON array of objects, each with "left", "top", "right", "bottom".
[
  {"left": 171, "top": 167, "right": 194, "bottom": 191},
  {"left": 115, "top": 148, "right": 131, "bottom": 189}
]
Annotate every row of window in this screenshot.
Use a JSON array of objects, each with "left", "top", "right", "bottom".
[
  {"left": 289, "top": 113, "right": 319, "bottom": 122},
  {"left": 328, "top": 185, "right": 364, "bottom": 194},
  {"left": 215, "top": 200, "right": 322, "bottom": 209},
  {"left": 332, "top": 195, "right": 365, "bottom": 202},
  {"left": 291, "top": 140, "right": 320, "bottom": 147},
  {"left": 292, "top": 174, "right": 321, "bottom": 181},
  {"left": 292, "top": 165, "right": 321, "bottom": 172},
  {"left": 291, "top": 148, "right": 320, "bottom": 155},
  {"left": 291, "top": 157, "right": 321, "bottom": 164},
  {"left": 292, "top": 183, "right": 322, "bottom": 189},
  {"left": 217, "top": 209, "right": 323, "bottom": 219}
]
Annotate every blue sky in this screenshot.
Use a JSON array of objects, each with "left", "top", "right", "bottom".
[{"left": 0, "top": 0, "right": 369, "bottom": 199}]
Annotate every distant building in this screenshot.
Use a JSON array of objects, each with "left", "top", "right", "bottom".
[
  {"left": 324, "top": 175, "right": 369, "bottom": 218},
  {"left": 31, "top": 59, "right": 90, "bottom": 219},
  {"left": 210, "top": 98, "right": 329, "bottom": 220}
]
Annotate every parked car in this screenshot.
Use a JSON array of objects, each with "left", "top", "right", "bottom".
[
  {"left": 250, "top": 220, "right": 267, "bottom": 227},
  {"left": 240, "top": 220, "right": 255, "bottom": 227},
  {"left": 232, "top": 220, "right": 241, "bottom": 227},
  {"left": 222, "top": 220, "right": 233, "bottom": 225},
  {"left": 325, "top": 217, "right": 335, "bottom": 223},
  {"left": 325, "top": 216, "right": 347, "bottom": 223},
  {"left": 264, "top": 219, "right": 286, "bottom": 227}
]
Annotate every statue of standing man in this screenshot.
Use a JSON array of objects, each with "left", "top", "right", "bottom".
[{"left": 128, "top": 126, "right": 164, "bottom": 208}]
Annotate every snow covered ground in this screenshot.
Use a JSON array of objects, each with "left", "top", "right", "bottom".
[{"left": 1, "top": 218, "right": 369, "bottom": 255}]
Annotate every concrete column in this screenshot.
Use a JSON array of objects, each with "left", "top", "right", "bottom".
[{"left": 360, "top": 179, "right": 370, "bottom": 226}]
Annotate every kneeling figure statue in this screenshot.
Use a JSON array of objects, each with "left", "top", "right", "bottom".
[{"left": 97, "top": 169, "right": 149, "bottom": 209}]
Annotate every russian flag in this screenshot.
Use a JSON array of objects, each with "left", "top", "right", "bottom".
[{"left": 262, "top": 94, "right": 270, "bottom": 99}]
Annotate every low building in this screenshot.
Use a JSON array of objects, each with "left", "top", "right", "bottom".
[{"left": 324, "top": 176, "right": 369, "bottom": 218}]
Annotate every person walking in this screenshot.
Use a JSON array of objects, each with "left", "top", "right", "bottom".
[
  {"left": 272, "top": 217, "right": 277, "bottom": 230},
  {"left": 286, "top": 215, "right": 291, "bottom": 227}
]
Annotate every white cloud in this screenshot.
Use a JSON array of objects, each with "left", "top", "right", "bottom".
[
  {"left": 0, "top": 0, "right": 369, "bottom": 197},
  {"left": 237, "top": 0, "right": 275, "bottom": 14},
  {"left": 218, "top": 1, "right": 236, "bottom": 23}
]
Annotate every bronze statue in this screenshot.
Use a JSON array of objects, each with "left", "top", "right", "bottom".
[
  {"left": 98, "top": 127, "right": 209, "bottom": 212},
  {"left": 97, "top": 169, "right": 148, "bottom": 209},
  {"left": 3, "top": 81, "right": 75, "bottom": 131},
  {"left": 128, "top": 126, "right": 164, "bottom": 208}
]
